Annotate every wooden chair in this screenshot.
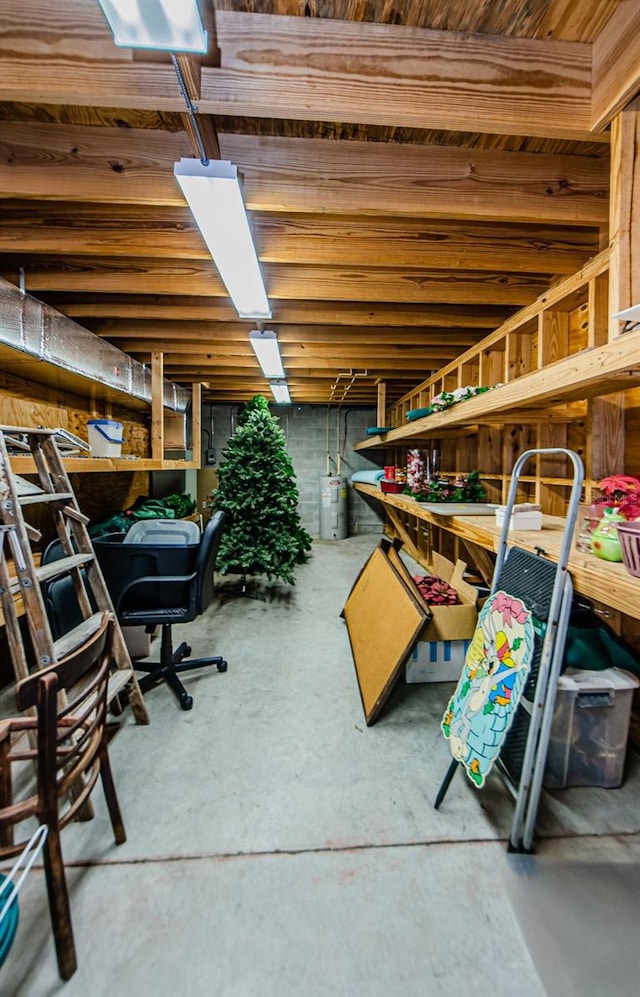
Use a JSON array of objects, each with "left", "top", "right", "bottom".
[{"left": 0, "top": 612, "right": 126, "bottom": 980}]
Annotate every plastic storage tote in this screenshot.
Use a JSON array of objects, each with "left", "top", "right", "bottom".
[{"left": 544, "top": 667, "right": 639, "bottom": 789}]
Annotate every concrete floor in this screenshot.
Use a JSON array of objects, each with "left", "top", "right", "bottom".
[{"left": 2, "top": 534, "right": 640, "bottom": 995}]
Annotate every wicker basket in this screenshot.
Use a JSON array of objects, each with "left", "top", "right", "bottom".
[{"left": 615, "top": 520, "right": 640, "bottom": 577}]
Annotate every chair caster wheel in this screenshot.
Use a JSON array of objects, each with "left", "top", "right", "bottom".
[
  {"left": 217, "top": 660, "right": 228, "bottom": 673},
  {"left": 180, "top": 695, "right": 193, "bottom": 711}
]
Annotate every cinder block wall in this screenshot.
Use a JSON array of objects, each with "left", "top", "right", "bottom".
[{"left": 202, "top": 403, "right": 383, "bottom": 537}]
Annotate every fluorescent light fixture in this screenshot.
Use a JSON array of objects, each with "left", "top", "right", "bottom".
[
  {"left": 249, "top": 330, "right": 285, "bottom": 379},
  {"left": 174, "top": 158, "right": 271, "bottom": 320},
  {"left": 97, "top": 0, "right": 208, "bottom": 52},
  {"left": 270, "top": 381, "right": 291, "bottom": 404},
  {"left": 613, "top": 304, "right": 640, "bottom": 322}
]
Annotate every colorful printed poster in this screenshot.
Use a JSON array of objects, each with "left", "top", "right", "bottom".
[{"left": 441, "top": 590, "right": 535, "bottom": 787}]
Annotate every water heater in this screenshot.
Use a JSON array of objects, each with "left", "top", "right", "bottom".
[{"left": 319, "top": 476, "right": 348, "bottom": 540}]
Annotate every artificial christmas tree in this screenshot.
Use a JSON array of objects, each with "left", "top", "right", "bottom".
[{"left": 213, "top": 395, "right": 312, "bottom": 586}]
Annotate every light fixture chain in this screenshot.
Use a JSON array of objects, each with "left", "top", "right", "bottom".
[{"left": 171, "top": 53, "right": 209, "bottom": 166}]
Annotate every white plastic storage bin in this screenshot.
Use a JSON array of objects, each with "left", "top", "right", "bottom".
[
  {"left": 87, "top": 419, "right": 123, "bottom": 457},
  {"left": 543, "top": 667, "right": 639, "bottom": 789},
  {"left": 495, "top": 506, "right": 542, "bottom": 531}
]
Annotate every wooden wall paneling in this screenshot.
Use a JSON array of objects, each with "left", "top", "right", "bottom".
[
  {"left": 565, "top": 405, "right": 588, "bottom": 483},
  {"left": 506, "top": 331, "right": 533, "bottom": 380},
  {"left": 71, "top": 471, "right": 151, "bottom": 536},
  {"left": 538, "top": 310, "right": 569, "bottom": 367},
  {"left": 481, "top": 346, "right": 506, "bottom": 391},
  {"left": 608, "top": 99, "right": 640, "bottom": 341},
  {"left": 569, "top": 301, "right": 589, "bottom": 352},
  {"left": 586, "top": 393, "right": 626, "bottom": 490},
  {"left": 623, "top": 387, "right": 640, "bottom": 475},
  {"left": 502, "top": 424, "right": 535, "bottom": 504},
  {"left": 477, "top": 427, "right": 504, "bottom": 504},
  {"left": 455, "top": 435, "right": 477, "bottom": 475},
  {"left": 588, "top": 272, "right": 609, "bottom": 348},
  {"left": 537, "top": 423, "right": 569, "bottom": 516},
  {"left": 459, "top": 358, "right": 480, "bottom": 389}
]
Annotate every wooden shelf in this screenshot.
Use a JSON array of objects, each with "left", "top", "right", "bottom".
[
  {"left": 355, "top": 326, "right": 640, "bottom": 451},
  {"left": 9, "top": 456, "right": 200, "bottom": 475},
  {"left": 355, "top": 482, "right": 640, "bottom": 619}
]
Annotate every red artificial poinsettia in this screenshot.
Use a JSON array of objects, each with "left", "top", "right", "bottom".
[
  {"left": 598, "top": 474, "right": 640, "bottom": 499},
  {"left": 597, "top": 475, "right": 640, "bottom": 520}
]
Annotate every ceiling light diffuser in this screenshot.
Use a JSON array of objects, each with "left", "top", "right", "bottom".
[
  {"left": 97, "top": 0, "right": 208, "bottom": 52},
  {"left": 174, "top": 159, "right": 271, "bottom": 321},
  {"left": 270, "top": 381, "right": 291, "bottom": 404},
  {"left": 249, "top": 330, "right": 285, "bottom": 379},
  {"left": 613, "top": 304, "right": 640, "bottom": 322}
]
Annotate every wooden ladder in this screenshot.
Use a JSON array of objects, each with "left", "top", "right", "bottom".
[{"left": 0, "top": 425, "right": 149, "bottom": 725}]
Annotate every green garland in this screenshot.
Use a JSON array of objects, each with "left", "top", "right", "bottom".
[{"left": 409, "top": 470, "right": 487, "bottom": 504}]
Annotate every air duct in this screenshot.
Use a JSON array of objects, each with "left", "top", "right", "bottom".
[{"left": 0, "top": 276, "right": 189, "bottom": 413}]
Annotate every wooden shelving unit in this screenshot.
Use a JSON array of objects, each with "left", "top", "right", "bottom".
[
  {"left": 8, "top": 456, "right": 200, "bottom": 475},
  {"left": 354, "top": 482, "right": 640, "bottom": 620},
  {"left": 354, "top": 248, "right": 640, "bottom": 510},
  {"left": 352, "top": 249, "right": 640, "bottom": 627}
]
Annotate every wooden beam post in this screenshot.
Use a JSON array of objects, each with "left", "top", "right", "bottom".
[
  {"left": 376, "top": 382, "right": 386, "bottom": 428},
  {"left": 191, "top": 382, "right": 202, "bottom": 466},
  {"left": 608, "top": 98, "right": 640, "bottom": 341},
  {"left": 151, "top": 352, "right": 164, "bottom": 461}
]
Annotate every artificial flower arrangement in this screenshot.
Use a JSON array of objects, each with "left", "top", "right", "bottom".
[
  {"left": 427, "top": 384, "right": 495, "bottom": 415},
  {"left": 404, "top": 453, "right": 487, "bottom": 504}
]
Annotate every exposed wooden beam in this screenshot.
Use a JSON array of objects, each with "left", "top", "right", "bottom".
[
  {"left": 223, "top": 134, "right": 609, "bottom": 226},
  {"left": 95, "top": 322, "right": 484, "bottom": 347},
  {"left": 0, "top": 123, "right": 609, "bottom": 224},
  {"left": 0, "top": 4, "right": 600, "bottom": 140},
  {"left": 4, "top": 259, "right": 549, "bottom": 304},
  {"left": 164, "top": 363, "right": 435, "bottom": 377},
  {"left": 115, "top": 343, "right": 461, "bottom": 362},
  {"left": 54, "top": 299, "right": 514, "bottom": 328},
  {"left": 0, "top": 204, "right": 599, "bottom": 274},
  {"left": 206, "top": 12, "right": 596, "bottom": 141},
  {"left": 592, "top": 1, "right": 640, "bottom": 131}
]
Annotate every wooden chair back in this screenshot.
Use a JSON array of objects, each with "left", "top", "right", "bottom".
[{"left": 0, "top": 611, "right": 126, "bottom": 979}]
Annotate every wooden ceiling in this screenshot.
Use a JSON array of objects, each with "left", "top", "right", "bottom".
[{"left": 0, "top": 0, "right": 637, "bottom": 406}]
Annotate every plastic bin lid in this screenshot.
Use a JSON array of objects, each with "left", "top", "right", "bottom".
[{"left": 558, "top": 667, "right": 639, "bottom": 692}]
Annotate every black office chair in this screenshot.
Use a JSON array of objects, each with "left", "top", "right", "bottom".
[{"left": 93, "top": 511, "right": 228, "bottom": 710}]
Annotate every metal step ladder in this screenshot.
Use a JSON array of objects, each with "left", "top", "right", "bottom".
[
  {"left": 435, "top": 447, "right": 584, "bottom": 851},
  {"left": 0, "top": 425, "right": 149, "bottom": 725}
]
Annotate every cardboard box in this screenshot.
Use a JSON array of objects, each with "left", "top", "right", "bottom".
[
  {"left": 405, "top": 638, "right": 471, "bottom": 683},
  {"left": 405, "top": 553, "right": 478, "bottom": 683},
  {"left": 164, "top": 411, "right": 186, "bottom": 449}
]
